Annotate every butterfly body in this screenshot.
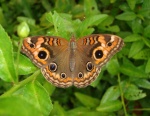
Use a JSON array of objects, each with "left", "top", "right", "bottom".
[{"left": 21, "top": 34, "right": 124, "bottom": 88}]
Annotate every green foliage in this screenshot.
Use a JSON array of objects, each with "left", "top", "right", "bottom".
[{"left": 0, "top": 0, "right": 150, "bottom": 116}]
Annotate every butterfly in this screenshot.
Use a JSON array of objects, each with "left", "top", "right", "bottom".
[{"left": 21, "top": 34, "right": 124, "bottom": 88}]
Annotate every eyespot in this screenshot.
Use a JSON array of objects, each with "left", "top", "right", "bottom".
[
  {"left": 38, "top": 51, "right": 47, "bottom": 59},
  {"left": 78, "top": 72, "right": 83, "bottom": 78},
  {"left": 95, "top": 50, "right": 103, "bottom": 59},
  {"left": 60, "top": 73, "right": 66, "bottom": 78},
  {"left": 49, "top": 63, "right": 57, "bottom": 72},
  {"left": 86, "top": 62, "right": 93, "bottom": 71},
  {"left": 29, "top": 43, "right": 35, "bottom": 48},
  {"left": 107, "top": 42, "right": 112, "bottom": 46}
]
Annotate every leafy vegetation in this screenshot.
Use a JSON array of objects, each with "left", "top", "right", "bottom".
[{"left": 0, "top": 0, "right": 150, "bottom": 116}]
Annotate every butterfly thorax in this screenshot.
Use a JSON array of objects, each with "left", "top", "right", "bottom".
[{"left": 69, "top": 37, "right": 77, "bottom": 72}]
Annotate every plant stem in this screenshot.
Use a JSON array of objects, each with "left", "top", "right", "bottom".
[
  {"left": 1, "top": 70, "right": 40, "bottom": 97},
  {"left": 16, "top": 38, "right": 23, "bottom": 82},
  {"left": 118, "top": 74, "right": 128, "bottom": 116}
]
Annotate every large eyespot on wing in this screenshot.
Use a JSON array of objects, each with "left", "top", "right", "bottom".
[
  {"left": 41, "top": 63, "right": 73, "bottom": 88},
  {"left": 21, "top": 36, "right": 52, "bottom": 67},
  {"left": 77, "top": 34, "right": 124, "bottom": 67},
  {"left": 90, "top": 34, "right": 124, "bottom": 66},
  {"left": 21, "top": 36, "right": 69, "bottom": 67}
]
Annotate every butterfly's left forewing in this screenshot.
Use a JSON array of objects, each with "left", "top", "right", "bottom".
[{"left": 21, "top": 36, "right": 73, "bottom": 88}]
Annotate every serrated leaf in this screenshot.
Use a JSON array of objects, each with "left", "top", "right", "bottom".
[
  {"left": 0, "top": 25, "right": 17, "bottom": 82},
  {"left": 100, "top": 86, "right": 120, "bottom": 104},
  {"left": 14, "top": 81, "right": 52, "bottom": 116},
  {"left": 116, "top": 12, "right": 136, "bottom": 21},
  {"left": 75, "top": 92, "right": 99, "bottom": 108},
  {"left": 124, "top": 85, "right": 146, "bottom": 100},
  {"left": 124, "top": 34, "right": 142, "bottom": 42},
  {"left": 133, "top": 49, "right": 150, "bottom": 60},
  {"left": 128, "top": 40, "right": 144, "bottom": 58},
  {"left": 97, "top": 100, "right": 122, "bottom": 112},
  {"left": 120, "top": 57, "right": 148, "bottom": 78},
  {"left": 46, "top": 11, "right": 74, "bottom": 38},
  {"left": 76, "top": 14, "right": 108, "bottom": 37},
  {"left": 0, "top": 96, "right": 41, "bottom": 116}
]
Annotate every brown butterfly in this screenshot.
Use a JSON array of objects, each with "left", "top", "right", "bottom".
[{"left": 21, "top": 34, "right": 124, "bottom": 88}]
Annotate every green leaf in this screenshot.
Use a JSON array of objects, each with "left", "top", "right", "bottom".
[
  {"left": 128, "top": 40, "right": 144, "bottom": 58},
  {"left": 119, "top": 3, "right": 131, "bottom": 11},
  {"left": 138, "top": 0, "right": 150, "bottom": 17},
  {"left": 46, "top": 11, "right": 74, "bottom": 38},
  {"left": 66, "top": 107, "right": 90, "bottom": 116},
  {"left": 16, "top": 53, "right": 37, "bottom": 75},
  {"left": 97, "top": 100, "right": 122, "bottom": 112},
  {"left": 131, "top": 19, "right": 143, "bottom": 34},
  {"left": 100, "top": 16, "right": 114, "bottom": 27},
  {"left": 84, "top": 0, "right": 100, "bottom": 16},
  {"left": 134, "top": 79, "right": 150, "bottom": 89},
  {"left": 55, "top": 0, "right": 73, "bottom": 12},
  {"left": 43, "top": 81, "right": 56, "bottom": 96},
  {"left": 17, "top": 16, "right": 35, "bottom": 25},
  {"left": 106, "top": 59, "right": 120, "bottom": 75},
  {"left": 133, "top": 49, "right": 150, "bottom": 60},
  {"left": 142, "top": 0, "right": 150, "bottom": 10},
  {"left": 124, "top": 85, "right": 146, "bottom": 100},
  {"left": 0, "top": 8, "right": 7, "bottom": 27},
  {"left": 144, "top": 25, "right": 150, "bottom": 38},
  {"left": 50, "top": 101, "right": 66, "bottom": 116},
  {"left": 105, "top": 25, "right": 120, "bottom": 32},
  {"left": 116, "top": 12, "right": 136, "bottom": 21},
  {"left": 145, "top": 58, "right": 150, "bottom": 73},
  {"left": 142, "top": 37, "right": 150, "bottom": 48},
  {"left": 127, "top": 0, "right": 136, "bottom": 10},
  {"left": 76, "top": 14, "right": 108, "bottom": 37},
  {"left": 120, "top": 57, "right": 148, "bottom": 78},
  {"left": 124, "top": 34, "right": 142, "bottom": 42},
  {"left": 100, "top": 86, "right": 120, "bottom": 104},
  {"left": 75, "top": 92, "right": 99, "bottom": 108},
  {"left": 67, "top": 107, "right": 114, "bottom": 116},
  {"left": 13, "top": 81, "right": 53, "bottom": 116},
  {"left": 0, "top": 96, "right": 42, "bottom": 116},
  {"left": 0, "top": 25, "right": 17, "bottom": 82}
]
